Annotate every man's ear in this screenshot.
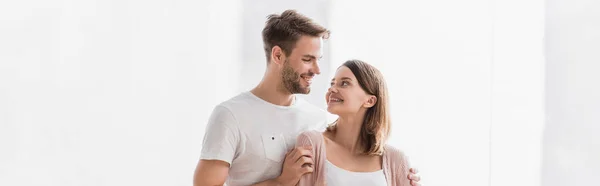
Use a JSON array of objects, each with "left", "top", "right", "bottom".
[
  {"left": 271, "top": 46, "right": 285, "bottom": 65},
  {"left": 363, "top": 96, "right": 377, "bottom": 108}
]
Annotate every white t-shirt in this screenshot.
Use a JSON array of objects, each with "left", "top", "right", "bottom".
[
  {"left": 200, "top": 91, "right": 328, "bottom": 186},
  {"left": 325, "top": 160, "right": 387, "bottom": 186}
]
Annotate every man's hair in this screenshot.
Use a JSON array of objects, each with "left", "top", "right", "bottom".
[{"left": 262, "top": 10, "right": 330, "bottom": 63}]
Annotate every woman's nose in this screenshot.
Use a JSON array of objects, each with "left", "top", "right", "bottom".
[{"left": 328, "top": 86, "right": 338, "bottom": 93}]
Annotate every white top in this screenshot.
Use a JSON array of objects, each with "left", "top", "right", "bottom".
[
  {"left": 200, "top": 91, "right": 328, "bottom": 186},
  {"left": 325, "top": 160, "right": 388, "bottom": 186}
]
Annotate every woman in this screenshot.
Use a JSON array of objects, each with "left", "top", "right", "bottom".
[{"left": 296, "top": 60, "right": 411, "bottom": 186}]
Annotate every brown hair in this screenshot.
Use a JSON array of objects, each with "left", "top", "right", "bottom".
[
  {"left": 262, "top": 10, "right": 330, "bottom": 63},
  {"left": 327, "top": 60, "right": 391, "bottom": 155}
]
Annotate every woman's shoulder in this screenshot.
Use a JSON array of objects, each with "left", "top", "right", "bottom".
[
  {"left": 383, "top": 145, "right": 412, "bottom": 185},
  {"left": 384, "top": 145, "right": 405, "bottom": 156},
  {"left": 296, "top": 130, "right": 325, "bottom": 147},
  {"left": 299, "top": 129, "right": 323, "bottom": 136},
  {"left": 383, "top": 144, "right": 410, "bottom": 166}
]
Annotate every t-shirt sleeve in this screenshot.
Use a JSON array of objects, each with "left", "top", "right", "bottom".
[{"left": 199, "top": 105, "right": 240, "bottom": 165}]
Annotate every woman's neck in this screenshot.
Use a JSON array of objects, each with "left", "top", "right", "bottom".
[{"left": 330, "top": 112, "right": 367, "bottom": 154}]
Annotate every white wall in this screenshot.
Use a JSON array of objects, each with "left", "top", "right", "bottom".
[
  {"left": 0, "top": 0, "right": 240, "bottom": 185},
  {"left": 490, "top": 0, "right": 545, "bottom": 186},
  {"left": 544, "top": 0, "right": 600, "bottom": 185}
]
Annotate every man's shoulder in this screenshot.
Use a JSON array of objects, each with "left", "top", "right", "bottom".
[
  {"left": 215, "top": 92, "right": 254, "bottom": 109},
  {"left": 294, "top": 97, "right": 328, "bottom": 114},
  {"left": 207, "top": 92, "right": 256, "bottom": 123}
]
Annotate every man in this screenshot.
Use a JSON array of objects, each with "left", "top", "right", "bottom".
[{"left": 193, "top": 10, "right": 421, "bottom": 186}]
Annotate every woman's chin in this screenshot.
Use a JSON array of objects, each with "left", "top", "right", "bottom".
[{"left": 326, "top": 105, "right": 344, "bottom": 115}]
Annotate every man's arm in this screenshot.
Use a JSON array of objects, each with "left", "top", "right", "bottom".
[
  {"left": 249, "top": 179, "right": 282, "bottom": 186},
  {"left": 193, "top": 160, "right": 230, "bottom": 186},
  {"left": 194, "top": 105, "right": 239, "bottom": 186}
]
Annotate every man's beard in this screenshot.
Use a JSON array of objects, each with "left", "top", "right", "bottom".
[{"left": 281, "top": 60, "right": 312, "bottom": 94}]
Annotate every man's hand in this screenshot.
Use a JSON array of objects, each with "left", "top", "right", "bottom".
[
  {"left": 408, "top": 168, "right": 421, "bottom": 186},
  {"left": 275, "top": 146, "right": 314, "bottom": 186}
]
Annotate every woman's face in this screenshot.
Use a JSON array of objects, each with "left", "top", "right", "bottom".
[{"left": 326, "top": 66, "right": 374, "bottom": 115}]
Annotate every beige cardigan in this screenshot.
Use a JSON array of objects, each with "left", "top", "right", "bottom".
[{"left": 295, "top": 130, "right": 412, "bottom": 186}]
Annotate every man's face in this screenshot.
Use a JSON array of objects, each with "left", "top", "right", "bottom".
[{"left": 281, "top": 36, "right": 323, "bottom": 94}]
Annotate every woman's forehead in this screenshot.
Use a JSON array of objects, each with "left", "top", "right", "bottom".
[{"left": 333, "top": 66, "right": 356, "bottom": 80}]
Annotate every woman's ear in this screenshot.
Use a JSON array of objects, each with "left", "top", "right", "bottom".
[{"left": 363, "top": 95, "right": 377, "bottom": 108}]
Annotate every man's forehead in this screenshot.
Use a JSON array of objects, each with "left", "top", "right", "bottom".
[
  {"left": 294, "top": 36, "right": 322, "bottom": 48},
  {"left": 290, "top": 36, "right": 323, "bottom": 56}
]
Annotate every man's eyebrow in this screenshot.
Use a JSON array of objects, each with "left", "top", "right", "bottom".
[{"left": 302, "top": 55, "right": 323, "bottom": 60}]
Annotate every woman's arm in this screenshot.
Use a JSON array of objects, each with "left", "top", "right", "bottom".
[
  {"left": 393, "top": 149, "right": 413, "bottom": 186},
  {"left": 295, "top": 132, "right": 320, "bottom": 186}
]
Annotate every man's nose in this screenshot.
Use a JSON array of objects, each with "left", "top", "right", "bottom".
[{"left": 312, "top": 62, "right": 321, "bottom": 75}]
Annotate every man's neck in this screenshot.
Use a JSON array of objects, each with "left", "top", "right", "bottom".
[{"left": 251, "top": 77, "right": 295, "bottom": 106}]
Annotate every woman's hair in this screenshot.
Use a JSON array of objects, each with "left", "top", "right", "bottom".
[{"left": 327, "top": 59, "right": 391, "bottom": 155}]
